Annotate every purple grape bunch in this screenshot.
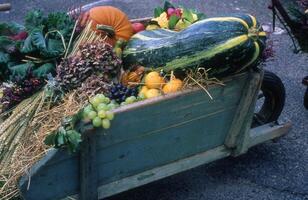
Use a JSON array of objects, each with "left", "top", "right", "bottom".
[{"left": 109, "top": 84, "right": 138, "bottom": 104}]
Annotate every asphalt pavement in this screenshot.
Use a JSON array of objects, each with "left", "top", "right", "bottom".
[{"left": 0, "top": 0, "right": 307, "bottom": 200}]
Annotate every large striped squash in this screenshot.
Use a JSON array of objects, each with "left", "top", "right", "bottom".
[{"left": 123, "top": 14, "right": 266, "bottom": 76}]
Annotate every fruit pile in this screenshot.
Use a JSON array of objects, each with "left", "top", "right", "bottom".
[
  {"left": 82, "top": 94, "right": 116, "bottom": 129},
  {"left": 138, "top": 71, "right": 183, "bottom": 99},
  {"left": 147, "top": 1, "right": 204, "bottom": 31}
]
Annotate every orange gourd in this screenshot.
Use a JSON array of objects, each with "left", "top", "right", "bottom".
[{"left": 84, "top": 6, "right": 134, "bottom": 46}]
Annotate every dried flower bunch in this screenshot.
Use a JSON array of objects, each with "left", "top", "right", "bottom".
[
  {"left": 0, "top": 73, "right": 44, "bottom": 111},
  {"left": 56, "top": 42, "right": 122, "bottom": 92}
]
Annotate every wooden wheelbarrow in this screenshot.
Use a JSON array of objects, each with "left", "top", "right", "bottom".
[
  {"left": 18, "top": 1, "right": 291, "bottom": 199},
  {"left": 19, "top": 69, "right": 291, "bottom": 200}
]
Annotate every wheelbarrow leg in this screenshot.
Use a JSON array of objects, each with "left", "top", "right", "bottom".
[{"left": 80, "top": 131, "right": 98, "bottom": 200}]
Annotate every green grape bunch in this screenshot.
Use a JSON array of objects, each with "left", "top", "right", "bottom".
[{"left": 82, "top": 94, "right": 117, "bottom": 129}]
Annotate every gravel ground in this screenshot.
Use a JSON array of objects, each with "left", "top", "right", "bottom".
[{"left": 0, "top": 0, "right": 307, "bottom": 199}]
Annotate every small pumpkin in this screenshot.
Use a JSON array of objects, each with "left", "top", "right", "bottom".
[
  {"left": 145, "top": 71, "right": 165, "bottom": 89},
  {"left": 163, "top": 77, "right": 183, "bottom": 94},
  {"left": 145, "top": 89, "right": 161, "bottom": 99},
  {"left": 83, "top": 6, "right": 134, "bottom": 46},
  {"left": 139, "top": 86, "right": 149, "bottom": 97}
]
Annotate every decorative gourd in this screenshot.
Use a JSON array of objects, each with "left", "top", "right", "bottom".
[
  {"left": 123, "top": 14, "right": 266, "bottom": 76},
  {"left": 163, "top": 78, "right": 183, "bottom": 94},
  {"left": 86, "top": 6, "right": 134, "bottom": 46},
  {"left": 144, "top": 71, "right": 165, "bottom": 89}
]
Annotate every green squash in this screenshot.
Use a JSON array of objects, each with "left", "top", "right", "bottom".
[{"left": 123, "top": 14, "right": 266, "bottom": 76}]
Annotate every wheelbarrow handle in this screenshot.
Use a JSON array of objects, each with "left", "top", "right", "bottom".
[{"left": 0, "top": 3, "right": 11, "bottom": 12}]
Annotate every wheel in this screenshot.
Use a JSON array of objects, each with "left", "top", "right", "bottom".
[{"left": 252, "top": 70, "right": 286, "bottom": 127}]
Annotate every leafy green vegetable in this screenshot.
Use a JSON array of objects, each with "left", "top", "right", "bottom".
[
  {"left": 169, "top": 15, "right": 180, "bottom": 29},
  {"left": 154, "top": 7, "right": 164, "bottom": 18},
  {"left": 182, "top": 9, "right": 194, "bottom": 23},
  {"left": 25, "top": 10, "right": 45, "bottom": 32},
  {"left": 0, "top": 10, "right": 75, "bottom": 82},
  {"left": 0, "top": 52, "right": 9, "bottom": 63},
  {"left": 66, "top": 130, "right": 82, "bottom": 153},
  {"left": 44, "top": 113, "right": 83, "bottom": 153},
  {"left": 0, "top": 22, "right": 24, "bottom": 36},
  {"left": 20, "top": 35, "right": 35, "bottom": 53},
  {"left": 31, "top": 30, "right": 47, "bottom": 51},
  {"left": 32, "top": 63, "right": 55, "bottom": 78},
  {"left": 9, "top": 62, "right": 34, "bottom": 79},
  {"left": 0, "top": 36, "right": 16, "bottom": 52},
  {"left": 45, "top": 12, "right": 74, "bottom": 40}
]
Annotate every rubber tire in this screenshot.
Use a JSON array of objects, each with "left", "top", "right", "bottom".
[{"left": 252, "top": 70, "right": 286, "bottom": 128}]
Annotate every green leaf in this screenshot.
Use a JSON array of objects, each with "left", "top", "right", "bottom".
[
  {"left": 56, "top": 132, "right": 65, "bottom": 146},
  {"left": 21, "top": 35, "right": 35, "bottom": 53},
  {"left": 182, "top": 9, "right": 194, "bottom": 23},
  {"left": 45, "top": 12, "right": 74, "bottom": 40},
  {"left": 0, "top": 22, "right": 24, "bottom": 36},
  {"left": 41, "top": 38, "right": 64, "bottom": 58},
  {"left": 25, "top": 10, "right": 45, "bottom": 32},
  {"left": 9, "top": 62, "right": 33, "bottom": 79},
  {"left": 44, "top": 131, "right": 57, "bottom": 146},
  {"left": 168, "top": 15, "right": 180, "bottom": 29},
  {"left": 0, "top": 52, "right": 9, "bottom": 63},
  {"left": 0, "top": 36, "right": 16, "bottom": 52},
  {"left": 154, "top": 7, "right": 164, "bottom": 18},
  {"left": 31, "top": 30, "right": 47, "bottom": 51},
  {"left": 67, "top": 130, "right": 82, "bottom": 152},
  {"left": 164, "top": 1, "right": 175, "bottom": 11},
  {"left": 32, "top": 63, "right": 55, "bottom": 78}
]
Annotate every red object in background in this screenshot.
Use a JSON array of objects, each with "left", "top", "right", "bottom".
[
  {"left": 167, "top": 8, "right": 182, "bottom": 19},
  {"left": 10, "top": 31, "right": 28, "bottom": 41},
  {"left": 132, "top": 22, "right": 145, "bottom": 33}
]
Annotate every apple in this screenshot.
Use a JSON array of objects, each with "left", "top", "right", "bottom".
[
  {"left": 132, "top": 22, "right": 145, "bottom": 33},
  {"left": 167, "top": 8, "right": 175, "bottom": 17}
]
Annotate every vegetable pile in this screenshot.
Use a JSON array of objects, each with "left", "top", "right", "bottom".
[{"left": 0, "top": 1, "right": 267, "bottom": 199}]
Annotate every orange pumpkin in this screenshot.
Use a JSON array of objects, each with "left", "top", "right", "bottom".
[{"left": 82, "top": 6, "right": 134, "bottom": 46}]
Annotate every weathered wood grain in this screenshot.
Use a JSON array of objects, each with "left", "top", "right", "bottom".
[
  {"left": 233, "top": 70, "right": 264, "bottom": 155},
  {"left": 248, "top": 122, "right": 291, "bottom": 148},
  {"left": 224, "top": 70, "right": 262, "bottom": 151},
  {"left": 19, "top": 71, "right": 288, "bottom": 200},
  {"left": 80, "top": 131, "right": 98, "bottom": 200}
]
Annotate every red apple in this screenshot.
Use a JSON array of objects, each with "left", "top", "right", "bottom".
[
  {"left": 167, "top": 8, "right": 175, "bottom": 17},
  {"left": 132, "top": 22, "right": 145, "bottom": 33}
]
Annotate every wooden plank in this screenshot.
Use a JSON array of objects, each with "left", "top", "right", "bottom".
[
  {"left": 224, "top": 71, "right": 262, "bottom": 149},
  {"left": 80, "top": 131, "right": 98, "bottom": 200},
  {"left": 65, "top": 146, "right": 231, "bottom": 200},
  {"left": 19, "top": 73, "right": 248, "bottom": 200},
  {"left": 94, "top": 73, "right": 247, "bottom": 150},
  {"left": 19, "top": 150, "right": 79, "bottom": 200},
  {"left": 95, "top": 107, "right": 237, "bottom": 186},
  {"left": 248, "top": 122, "right": 291, "bottom": 148},
  {"left": 232, "top": 70, "right": 263, "bottom": 155}
]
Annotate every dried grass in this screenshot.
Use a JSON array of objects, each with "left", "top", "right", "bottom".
[
  {"left": 0, "top": 90, "right": 89, "bottom": 199},
  {"left": 183, "top": 68, "right": 225, "bottom": 99}
]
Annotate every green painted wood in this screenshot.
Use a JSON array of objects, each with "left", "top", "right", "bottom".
[
  {"left": 93, "top": 72, "right": 247, "bottom": 150},
  {"left": 96, "top": 107, "right": 237, "bottom": 186},
  {"left": 233, "top": 70, "right": 263, "bottom": 155},
  {"left": 19, "top": 72, "right": 260, "bottom": 200},
  {"left": 248, "top": 122, "right": 291, "bottom": 148},
  {"left": 80, "top": 131, "right": 98, "bottom": 200},
  {"left": 224, "top": 70, "right": 261, "bottom": 149},
  {"left": 68, "top": 146, "right": 231, "bottom": 200},
  {"left": 19, "top": 150, "right": 79, "bottom": 200}
]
